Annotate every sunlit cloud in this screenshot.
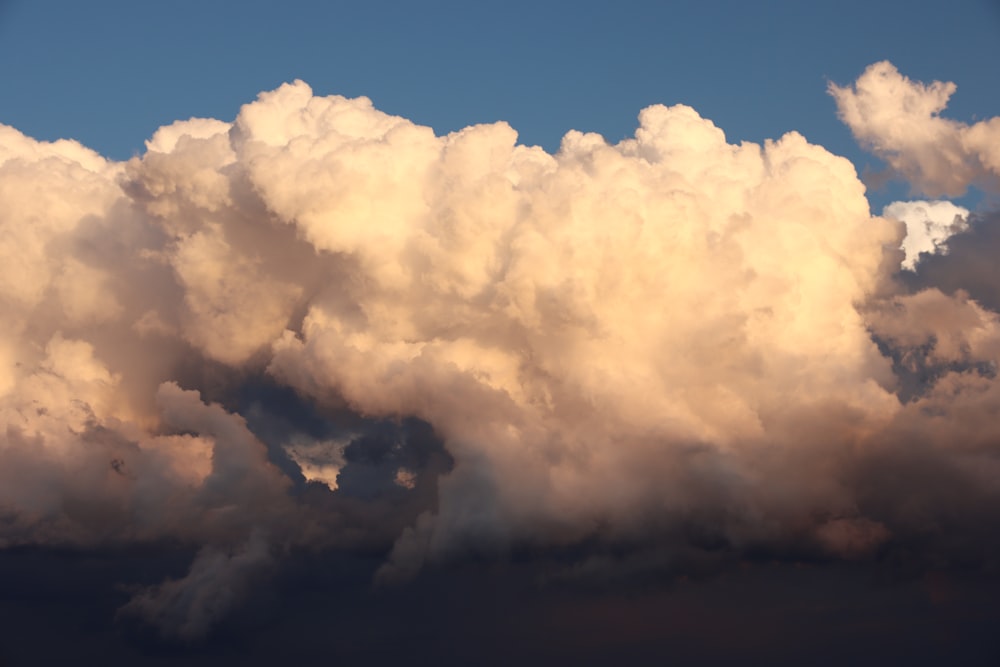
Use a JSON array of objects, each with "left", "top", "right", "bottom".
[
  {"left": 1, "top": 62, "right": 999, "bottom": 639},
  {"left": 284, "top": 435, "right": 350, "bottom": 491},
  {"left": 830, "top": 61, "right": 1000, "bottom": 197},
  {"left": 883, "top": 199, "right": 968, "bottom": 270}
]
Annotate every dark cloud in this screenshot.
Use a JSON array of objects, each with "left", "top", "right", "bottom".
[
  {"left": 904, "top": 210, "right": 1000, "bottom": 312},
  {"left": 2, "top": 546, "right": 1000, "bottom": 665}
]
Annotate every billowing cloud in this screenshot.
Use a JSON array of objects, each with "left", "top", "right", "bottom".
[
  {"left": 2, "top": 65, "right": 1000, "bottom": 639},
  {"left": 830, "top": 61, "right": 1000, "bottom": 197},
  {"left": 883, "top": 200, "right": 968, "bottom": 270}
]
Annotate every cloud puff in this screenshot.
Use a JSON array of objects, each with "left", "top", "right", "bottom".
[
  {"left": 2, "top": 64, "right": 1000, "bottom": 637},
  {"left": 830, "top": 61, "right": 1000, "bottom": 197},
  {"left": 883, "top": 200, "right": 968, "bottom": 270},
  {"left": 283, "top": 435, "right": 349, "bottom": 490}
]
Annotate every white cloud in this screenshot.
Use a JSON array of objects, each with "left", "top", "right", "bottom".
[
  {"left": 831, "top": 61, "right": 1000, "bottom": 197},
  {"left": 883, "top": 200, "right": 969, "bottom": 270}
]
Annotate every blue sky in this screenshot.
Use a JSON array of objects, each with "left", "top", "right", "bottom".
[{"left": 2, "top": 0, "right": 999, "bottom": 209}]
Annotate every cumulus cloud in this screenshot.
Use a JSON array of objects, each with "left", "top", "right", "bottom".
[
  {"left": 830, "top": 61, "right": 1000, "bottom": 197},
  {"left": 883, "top": 200, "right": 968, "bottom": 270},
  {"left": 2, "top": 64, "right": 1000, "bottom": 638}
]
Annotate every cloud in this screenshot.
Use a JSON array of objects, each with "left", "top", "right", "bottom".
[
  {"left": 283, "top": 434, "right": 349, "bottom": 490},
  {"left": 2, "top": 65, "right": 1000, "bottom": 638},
  {"left": 902, "top": 210, "right": 1000, "bottom": 313},
  {"left": 258, "top": 91, "right": 907, "bottom": 579},
  {"left": 118, "top": 530, "right": 274, "bottom": 641},
  {"left": 883, "top": 200, "right": 968, "bottom": 270},
  {"left": 830, "top": 61, "right": 1000, "bottom": 197}
]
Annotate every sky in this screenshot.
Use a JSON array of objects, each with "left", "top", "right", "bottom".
[
  {"left": 3, "top": 1, "right": 999, "bottom": 189},
  {"left": 2, "top": 1, "right": 1000, "bottom": 664}
]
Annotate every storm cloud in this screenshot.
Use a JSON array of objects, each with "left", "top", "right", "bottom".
[{"left": 1, "top": 62, "right": 999, "bottom": 647}]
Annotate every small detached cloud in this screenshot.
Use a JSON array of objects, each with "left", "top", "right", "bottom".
[
  {"left": 394, "top": 468, "right": 418, "bottom": 490},
  {"left": 883, "top": 200, "right": 969, "bottom": 270},
  {"left": 830, "top": 61, "right": 1000, "bottom": 197},
  {"left": 284, "top": 435, "right": 350, "bottom": 491}
]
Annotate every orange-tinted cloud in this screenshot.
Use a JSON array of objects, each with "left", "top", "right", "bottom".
[{"left": 2, "top": 65, "right": 1000, "bottom": 638}]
